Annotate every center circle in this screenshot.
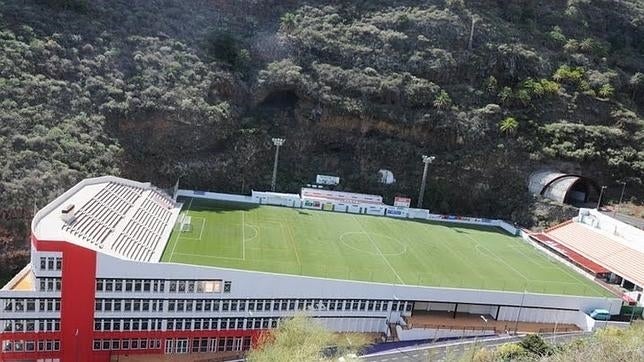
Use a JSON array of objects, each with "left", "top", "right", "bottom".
[{"left": 340, "top": 232, "right": 407, "bottom": 256}]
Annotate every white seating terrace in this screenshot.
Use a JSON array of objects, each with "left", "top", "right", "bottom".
[
  {"left": 547, "top": 221, "right": 644, "bottom": 287},
  {"left": 58, "top": 179, "right": 181, "bottom": 263}
]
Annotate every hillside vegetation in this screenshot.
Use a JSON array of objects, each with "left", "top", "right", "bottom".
[
  {"left": 463, "top": 322, "right": 644, "bottom": 361},
  {"left": 0, "top": 0, "right": 643, "bottom": 278}
]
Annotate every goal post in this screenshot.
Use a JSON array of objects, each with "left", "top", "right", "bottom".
[{"left": 177, "top": 214, "right": 192, "bottom": 233}]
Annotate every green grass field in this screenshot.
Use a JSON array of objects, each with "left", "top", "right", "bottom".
[{"left": 161, "top": 197, "right": 611, "bottom": 297}]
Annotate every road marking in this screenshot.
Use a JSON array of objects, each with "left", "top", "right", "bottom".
[{"left": 352, "top": 216, "right": 404, "bottom": 284}]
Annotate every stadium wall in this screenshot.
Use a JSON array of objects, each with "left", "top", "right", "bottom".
[
  {"left": 97, "top": 253, "right": 622, "bottom": 326},
  {"left": 396, "top": 326, "right": 494, "bottom": 341},
  {"left": 176, "top": 189, "right": 258, "bottom": 204},
  {"left": 176, "top": 189, "right": 519, "bottom": 236}
]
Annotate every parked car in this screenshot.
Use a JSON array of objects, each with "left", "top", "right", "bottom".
[{"left": 590, "top": 309, "right": 611, "bottom": 320}]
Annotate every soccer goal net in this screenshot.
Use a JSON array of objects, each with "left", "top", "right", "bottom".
[{"left": 177, "top": 214, "right": 192, "bottom": 233}]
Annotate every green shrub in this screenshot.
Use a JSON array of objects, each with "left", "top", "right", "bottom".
[
  {"left": 520, "top": 334, "right": 552, "bottom": 356},
  {"left": 495, "top": 343, "right": 525, "bottom": 360},
  {"left": 547, "top": 26, "right": 567, "bottom": 46},
  {"left": 498, "top": 86, "right": 513, "bottom": 104},
  {"left": 484, "top": 76, "right": 498, "bottom": 94},
  {"left": 598, "top": 83, "right": 614, "bottom": 98},
  {"left": 515, "top": 88, "right": 531, "bottom": 105},
  {"left": 553, "top": 65, "right": 584, "bottom": 83}
]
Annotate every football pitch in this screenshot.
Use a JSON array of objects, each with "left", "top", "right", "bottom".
[{"left": 161, "top": 197, "right": 611, "bottom": 297}]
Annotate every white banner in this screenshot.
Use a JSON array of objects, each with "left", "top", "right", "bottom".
[{"left": 316, "top": 175, "right": 340, "bottom": 185}]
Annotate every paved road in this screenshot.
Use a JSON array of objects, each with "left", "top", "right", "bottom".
[
  {"left": 601, "top": 211, "right": 644, "bottom": 230},
  {"left": 362, "top": 333, "right": 588, "bottom": 362}
]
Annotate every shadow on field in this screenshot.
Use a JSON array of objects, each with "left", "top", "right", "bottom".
[{"left": 177, "top": 196, "right": 260, "bottom": 213}]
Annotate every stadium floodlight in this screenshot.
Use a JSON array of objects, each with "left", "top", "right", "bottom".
[
  {"left": 596, "top": 185, "right": 607, "bottom": 210},
  {"left": 417, "top": 155, "right": 436, "bottom": 208},
  {"left": 614, "top": 182, "right": 626, "bottom": 216},
  {"left": 271, "top": 138, "right": 286, "bottom": 192}
]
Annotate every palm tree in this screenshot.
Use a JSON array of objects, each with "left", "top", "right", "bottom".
[
  {"left": 499, "top": 117, "right": 519, "bottom": 135},
  {"left": 280, "top": 13, "right": 297, "bottom": 34},
  {"left": 433, "top": 90, "right": 452, "bottom": 110}
]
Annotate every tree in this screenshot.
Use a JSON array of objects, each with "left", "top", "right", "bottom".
[
  {"left": 280, "top": 12, "right": 297, "bottom": 34},
  {"left": 247, "top": 314, "right": 369, "bottom": 361},
  {"left": 484, "top": 76, "right": 498, "bottom": 94},
  {"left": 629, "top": 72, "right": 644, "bottom": 101},
  {"left": 433, "top": 90, "right": 452, "bottom": 109},
  {"left": 498, "top": 86, "right": 513, "bottom": 105},
  {"left": 499, "top": 117, "right": 519, "bottom": 135}
]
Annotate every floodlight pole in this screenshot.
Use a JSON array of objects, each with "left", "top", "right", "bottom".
[
  {"left": 514, "top": 289, "right": 526, "bottom": 335},
  {"left": 596, "top": 185, "right": 607, "bottom": 210},
  {"left": 417, "top": 155, "right": 435, "bottom": 209},
  {"left": 614, "top": 182, "right": 626, "bottom": 216},
  {"left": 271, "top": 138, "right": 285, "bottom": 192}
]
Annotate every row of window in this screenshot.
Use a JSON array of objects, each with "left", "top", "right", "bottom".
[
  {"left": 1, "top": 298, "right": 60, "bottom": 313},
  {"left": 1, "top": 319, "right": 60, "bottom": 333},
  {"left": 166, "top": 317, "right": 278, "bottom": 331},
  {"left": 95, "top": 299, "right": 163, "bottom": 313},
  {"left": 94, "top": 319, "right": 163, "bottom": 332},
  {"left": 91, "top": 337, "right": 251, "bottom": 353},
  {"left": 168, "top": 280, "right": 230, "bottom": 294},
  {"left": 95, "top": 279, "right": 231, "bottom": 294},
  {"left": 1, "top": 340, "right": 60, "bottom": 353},
  {"left": 93, "top": 298, "right": 411, "bottom": 314},
  {"left": 39, "top": 256, "right": 62, "bottom": 271},
  {"left": 92, "top": 317, "right": 279, "bottom": 332},
  {"left": 38, "top": 278, "right": 61, "bottom": 292},
  {"left": 96, "top": 279, "right": 165, "bottom": 293},
  {"left": 92, "top": 339, "right": 161, "bottom": 351},
  {"left": 178, "top": 336, "right": 251, "bottom": 354}
]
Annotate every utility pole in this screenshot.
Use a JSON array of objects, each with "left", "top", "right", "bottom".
[
  {"left": 614, "top": 182, "right": 626, "bottom": 216},
  {"left": 270, "top": 138, "right": 285, "bottom": 192},
  {"left": 417, "top": 155, "right": 435, "bottom": 209},
  {"left": 596, "top": 185, "right": 607, "bottom": 210}
]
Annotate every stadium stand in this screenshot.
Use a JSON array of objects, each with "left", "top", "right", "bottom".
[
  {"left": 62, "top": 182, "right": 142, "bottom": 248},
  {"left": 546, "top": 221, "right": 644, "bottom": 290},
  {"left": 529, "top": 232, "right": 610, "bottom": 277},
  {"left": 61, "top": 181, "right": 179, "bottom": 262}
]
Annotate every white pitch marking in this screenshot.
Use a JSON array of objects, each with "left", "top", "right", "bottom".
[
  {"left": 169, "top": 197, "right": 194, "bottom": 259},
  {"left": 174, "top": 251, "right": 244, "bottom": 261},
  {"left": 241, "top": 211, "right": 246, "bottom": 260},
  {"left": 177, "top": 217, "right": 205, "bottom": 240},
  {"left": 352, "top": 215, "right": 404, "bottom": 284}
]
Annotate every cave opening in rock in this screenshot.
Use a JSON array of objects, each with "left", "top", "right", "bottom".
[{"left": 258, "top": 89, "right": 300, "bottom": 109}]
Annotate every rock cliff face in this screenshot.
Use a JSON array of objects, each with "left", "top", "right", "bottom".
[{"left": 0, "top": 0, "right": 643, "bottom": 280}]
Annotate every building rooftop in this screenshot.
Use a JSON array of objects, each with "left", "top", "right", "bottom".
[{"left": 160, "top": 197, "right": 610, "bottom": 297}]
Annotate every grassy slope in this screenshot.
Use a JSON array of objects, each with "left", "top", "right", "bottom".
[{"left": 161, "top": 198, "right": 610, "bottom": 297}]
